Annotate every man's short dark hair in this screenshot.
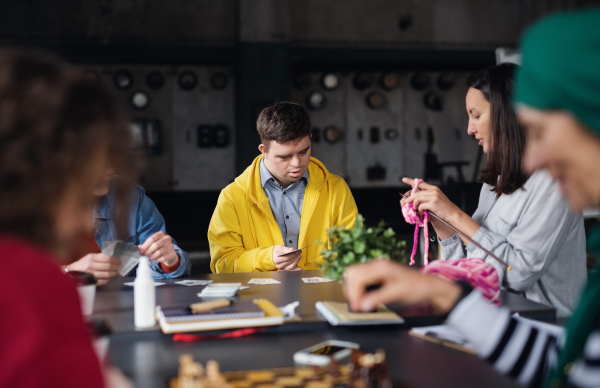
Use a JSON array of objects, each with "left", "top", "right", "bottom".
[{"left": 256, "top": 101, "right": 311, "bottom": 148}]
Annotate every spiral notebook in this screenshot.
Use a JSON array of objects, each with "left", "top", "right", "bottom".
[
  {"left": 160, "top": 300, "right": 265, "bottom": 323},
  {"left": 156, "top": 299, "right": 284, "bottom": 334}
]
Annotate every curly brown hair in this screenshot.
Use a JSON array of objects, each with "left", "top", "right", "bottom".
[
  {"left": 0, "top": 50, "right": 136, "bottom": 250},
  {"left": 256, "top": 101, "right": 311, "bottom": 149}
]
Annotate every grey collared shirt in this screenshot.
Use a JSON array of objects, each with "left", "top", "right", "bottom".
[{"left": 259, "top": 158, "right": 308, "bottom": 249}]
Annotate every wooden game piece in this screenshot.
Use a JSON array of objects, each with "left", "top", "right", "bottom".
[
  {"left": 295, "top": 368, "right": 314, "bottom": 379},
  {"left": 246, "top": 370, "right": 275, "bottom": 383},
  {"left": 228, "top": 381, "right": 252, "bottom": 388},
  {"left": 275, "top": 376, "right": 304, "bottom": 387}
]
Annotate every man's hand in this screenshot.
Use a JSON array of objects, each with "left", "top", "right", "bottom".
[
  {"left": 272, "top": 245, "right": 302, "bottom": 271},
  {"left": 138, "top": 231, "right": 179, "bottom": 267},
  {"left": 67, "top": 254, "right": 121, "bottom": 285},
  {"left": 343, "top": 260, "right": 462, "bottom": 314}
]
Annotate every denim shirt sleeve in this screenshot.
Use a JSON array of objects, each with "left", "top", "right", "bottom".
[{"left": 130, "top": 189, "right": 191, "bottom": 279}]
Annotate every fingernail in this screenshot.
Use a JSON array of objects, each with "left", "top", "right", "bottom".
[{"left": 361, "top": 299, "right": 374, "bottom": 312}]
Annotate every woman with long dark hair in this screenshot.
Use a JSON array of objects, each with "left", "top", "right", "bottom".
[{"left": 401, "top": 63, "right": 586, "bottom": 318}]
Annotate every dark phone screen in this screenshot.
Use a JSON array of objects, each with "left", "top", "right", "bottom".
[{"left": 310, "top": 345, "right": 347, "bottom": 355}]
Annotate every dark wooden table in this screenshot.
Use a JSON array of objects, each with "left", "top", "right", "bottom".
[{"left": 96, "top": 270, "right": 554, "bottom": 387}]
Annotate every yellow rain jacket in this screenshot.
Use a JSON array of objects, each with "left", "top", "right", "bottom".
[{"left": 209, "top": 155, "right": 358, "bottom": 273}]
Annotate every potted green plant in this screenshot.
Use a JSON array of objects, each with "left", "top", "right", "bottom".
[{"left": 320, "top": 214, "right": 408, "bottom": 281}]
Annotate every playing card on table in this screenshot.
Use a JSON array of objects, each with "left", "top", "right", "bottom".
[
  {"left": 197, "top": 283, "right": 241, "bottom": 297},
  {"left": 301, "top": 277, "right": 336, "bottom": 284},
  {"left": 174, "top": 280, "right": 213, "bottom": 287},
  {"left": 248, "top": 278, "right": 281, "bottom": 285}
]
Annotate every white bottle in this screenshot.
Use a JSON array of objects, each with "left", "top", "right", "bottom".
[{"left": 134, "top": 257, "right": 156, "bottom": 328}]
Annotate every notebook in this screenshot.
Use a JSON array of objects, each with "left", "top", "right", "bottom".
[
  {"left": 160, "top": 300, "right": 265, "bottom": 323},
  {"left": 156, "top": 299, "right": 284, "bottom": 334},
  {"left": 315, "top": 301, "right": 404, "bottom": 326}
]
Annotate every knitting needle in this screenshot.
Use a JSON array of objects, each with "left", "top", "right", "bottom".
[{"left": 400, "top": 193, "right": 512, "bottom": 271}]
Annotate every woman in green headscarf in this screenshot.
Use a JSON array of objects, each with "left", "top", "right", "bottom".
[{"left": 344, "top": 8, "right": 600, "bottom": 388}]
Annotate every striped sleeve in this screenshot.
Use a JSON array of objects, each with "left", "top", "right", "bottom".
[{"left": 446, "top": 290, "right": 563, "bottom": 386}]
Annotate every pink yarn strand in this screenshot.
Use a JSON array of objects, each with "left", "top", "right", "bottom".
[{"left": 401, "top": 178, "right": 429, "bottom": 266}]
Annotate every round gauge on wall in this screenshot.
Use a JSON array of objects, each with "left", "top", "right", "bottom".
[
  {"left": 210, "top": 72, "right": 229, "bottom": 90},
  {"left": 146, "top": 71, "right": 165, "bottom": 90},
  {"left": 293, "top": 73, "right": 311, "bottom": 91},
  {"left": 409, "top": 73, "right": 431, "bottom": 91},
  {"left": 423, "top": 91, "right": 443, "bottom": 111},
  {"left": 320, "top": 73, "right": 339, "bottom": 91},
  {"left": 113, "top": 70, "right": 134, "bottom": 90},
  {"left": 323, "top": 126, "right": 343, "bottom": 144},
  {"left": 380, "top": 73, "right": 400, "bottom": 91},
  {"left": 366, "top": 91, "right": 387, "bottom": 109},
  {"left": 352, "top": 73, "right": 371, "bottom": 90},
  {"left": 436, "top": 73, "right": 456, "bottom": 91},
  {"left": 131, "top": 91, "right": 150, "bottom": 110},
  {"left": 178, "top": 70, "right": 198, "bottom": 91},
  {"left": 306, "top": 91, "right": 326, "bottom": 110}
]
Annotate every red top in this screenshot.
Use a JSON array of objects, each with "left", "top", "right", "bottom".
[{"left": 0, "top": 236, "right": 104, "bottom": 388}]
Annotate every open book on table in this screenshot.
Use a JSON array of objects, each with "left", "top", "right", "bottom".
[{"left": 156, "top": 299, "right": 284, "bottom": 334}]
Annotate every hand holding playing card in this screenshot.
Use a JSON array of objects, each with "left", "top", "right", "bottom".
[
  {"left": 67, "top": 253, "right": 121, "bottom": 285},
  {"left": 272, "top": 245, "right": 302, "bottom": 271},
  {"left": 139, "top": 231, "right": 179, "bottom": 267}
]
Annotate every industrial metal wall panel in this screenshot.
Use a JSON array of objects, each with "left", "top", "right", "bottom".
[
  {"left": 171, "top": 66, "right": 236, "bottom": 191},
  {"left": 85, "top": 64, "right": 235, "bottom": 191},
  {"left": 289, "top": 0, "right": 521, "bottom": 49},
  {"left": 292, "top": 71, "right": 480, "bottom": 188}
]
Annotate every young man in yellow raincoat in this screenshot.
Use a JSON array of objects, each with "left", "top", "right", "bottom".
[{"left": 209, "top": 102, "right": 358, "bottom": 273}]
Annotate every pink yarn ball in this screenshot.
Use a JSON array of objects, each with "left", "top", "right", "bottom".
[{"left": 420, "top": 258, "right": 500, "bottom": 302}]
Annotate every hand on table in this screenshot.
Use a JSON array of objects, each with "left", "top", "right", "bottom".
[
  {"left": 67, "top": 254, "right": 121, "bottom": 285},
  {"left": 343, "top": 259, "right": 461, "bottom": 314},
  {"left": 138, "top": 231, "right": 179, "bottom": 267},
  {"left": 272, "top": 245, "right": 302, "bottom": 271}
]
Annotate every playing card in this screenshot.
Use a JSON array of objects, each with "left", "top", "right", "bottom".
[
  {"left": 277, "top": 245, "right": 312, "bottom": 257},
  {"left": 301, "top": 277, "right": 336, "bottom": 283},
  {"left": 197, "top": 283, "right": 241, "bottom": 297},
  {"left": 124, "top": 282, "right": 165, "bottom": 287},
  {"left": 248, "top": 278, "right": 281, "bottom": 285},
  {"left": 174, "top": 280, "right": 213, "bottom": 287},
  {"left": 102, "top": 240, "right": 142, "bottom": 276},
  {"left": 118, "top": 247, "right": 142, "bottom": 277},
  {"left": 101, "top": 240, "right": 119, "bottom": 256}
]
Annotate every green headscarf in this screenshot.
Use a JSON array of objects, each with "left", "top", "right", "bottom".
[
  {"left": 514, "top": 8, "right": 600, "bottom": 388},
  {"left": 515, "top": 8, "right": 600, "bottom": 136}
]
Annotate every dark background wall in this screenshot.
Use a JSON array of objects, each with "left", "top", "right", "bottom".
[{"left": 1, "top": 0, "right": 598, "bottom": 272}]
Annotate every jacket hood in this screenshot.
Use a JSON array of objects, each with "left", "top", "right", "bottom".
[{"left": 234, "top": 155, "right": 329, "bottom": 203}]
